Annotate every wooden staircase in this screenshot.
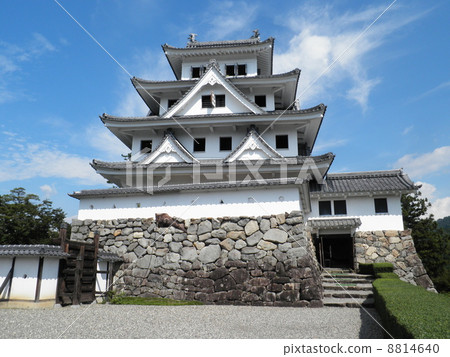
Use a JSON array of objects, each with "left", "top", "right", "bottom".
[{"left": 322, "top": 269, "right": 375, "bottom": 308}]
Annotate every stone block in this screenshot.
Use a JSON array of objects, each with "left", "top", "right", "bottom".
[
  {"left": 197, "top": 220, "right": 212, "bottom": 235},
  {"left": 221, "top": 222, "right": 243, "bottom": 232},
  {"left": 385, "top": 230, "right": 399, "bottom": 237},
  {"left": 215, "top": 275, "right": 236, "bottom": 291},
  {"left": 228, "top": 249, "right": 241, "bottom": 261},
  {"left": 389, "top": 237, "right": 401, "bottom": 244},
  {"left": 181, "top": 247, "right": 198, "bottom": 262},
  {"left": 211, "top": 229, "right": 227, "bottom": 238},
  {"left": 198, "top": 233, "right": 211, "bottom": 241},
  {"left": 230, "top": 269, "right": 249, "bottom": 284},
  {"left": 257, "top": 240, "right": 277, "bottom": 251},
  {"left": 263, "top": 229, "right": 287, "bottom": 243},
  {"left": 259, "top": 219, "right": 270, "bottom": 233},
  {"left": 219, "top": 238, "right": 235, "bottom": 251},
  {"left": 246, "top": 231, "right": 263, "bottom": 246},
  {"left": 244, "top": 220, "right": 259, "bottom": 236},
  {"left": 234, "top": 239, "right": 247, "bottom": 250},
  {"left": 199, "top": 245, "right": 221, "bottom": 264}
]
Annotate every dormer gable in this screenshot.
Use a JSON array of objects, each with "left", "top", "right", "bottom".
[
  {"left": 162, "top": 61, "right": 265, "bottom": 118},
  {"left": 224, "top": 128, "right": 284, "bottom": 162},
  {"left": 140, "top": 131, "right": 198, "bottom": 164}
]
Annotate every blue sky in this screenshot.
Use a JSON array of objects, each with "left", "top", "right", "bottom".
[{"left": 0, "top": 0, "right": 449, "bottom": 220}]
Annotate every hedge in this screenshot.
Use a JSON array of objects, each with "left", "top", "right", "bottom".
[
  {"left": 359, "top": 262, "right": 394, "bottom": 276},
  {"left": 373, "top": 276, "right": 450, "bottom": 339}
]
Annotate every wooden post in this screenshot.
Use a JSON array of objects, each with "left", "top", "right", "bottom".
[
  {"left": 34, "top": 257, "right": 44, "bottom": 302},
  {"left": 6, "top": 257, "right": 16, "bottom": 301},
  {"left": 73, "top": 245, "right": 85, "bottom": 305},
  {"left": 92, "top": 231, "right": 100, "bottom": 300},
  {"left": 59, "top": 222, "right": 67, "bottom": 248}
]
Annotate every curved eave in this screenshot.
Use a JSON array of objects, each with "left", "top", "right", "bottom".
[
  {"left": 132, "top": 69, "right": 300, "bottom": 114},
  {"left": 162, "top": 38, "right": 274, "bottom": 80}
]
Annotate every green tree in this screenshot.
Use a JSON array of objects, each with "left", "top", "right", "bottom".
[
  {"left": 0, "top": 187, "right": 66, "bottom": 245},
  {"left": 402, "top": 191, "right": 450, "bottom": 292}
]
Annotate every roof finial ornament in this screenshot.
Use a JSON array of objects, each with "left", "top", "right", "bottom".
[
  {"left": 251, "top": 29, "right": 260, "bottom": 39},
  {"left": 188, "top": 33, "right": 197, "bottom": 43}
]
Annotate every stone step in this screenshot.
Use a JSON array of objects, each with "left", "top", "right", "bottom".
[
  {"left": 322, "top": 278, "right": 373, "bottom": 284},
  {"left": 323, "top": 297, "right": 375, "bottom": 308},
  {"left": 322, "top": 283, "right": 373, "bottom": 290},
  {"left": 323, "top": 290, "right": 373, "bottom": 299},
  {"left": 322, "top": 273, "right": 373, "bottom": 279}
]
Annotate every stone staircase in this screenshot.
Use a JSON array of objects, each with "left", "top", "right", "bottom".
[{"left": 322, "top": 269, "right": 375, "bottom": 308}]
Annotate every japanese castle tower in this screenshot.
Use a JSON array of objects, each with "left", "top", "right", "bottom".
[{"left": 71, "top": 32, "right": 416, "bottom": 233}]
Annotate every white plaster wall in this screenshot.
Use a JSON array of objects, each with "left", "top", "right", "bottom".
[
  {"left": 0, "top": 257, "right": 13, "bottom": 299},
  {"left": 77, "top": 186, "right": 301, "bottom": 220},
  {"left": 181, "top": 56, "right": 258, "bottom": 80},
  {"left": 131, "top": 124, "right": 299, "bottom": 160},
  {"left": 39, "top": 258, "right": 59, "bottom": 300},
  {"left": 9, "top": 257, "right": 39, "bottom": 301},
  {"left": 96, "top": 261, "right": 108, "bottom": 293},
  {"left": 308, "top": 195, "right": 405, "bottom": 231}
]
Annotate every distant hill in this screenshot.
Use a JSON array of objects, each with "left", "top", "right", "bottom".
[{"left": 437, "top": 216, "right": 450, "bottom": 235}]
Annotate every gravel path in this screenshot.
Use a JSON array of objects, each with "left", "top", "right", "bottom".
[{"left": 0, "top": 304, "right": 384, "bottom": 339}]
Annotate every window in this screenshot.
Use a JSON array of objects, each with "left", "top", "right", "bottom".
[
  {"left": 193, "top": 138, "right": 205, "bottom": 152},
  {"left": 319, "top": 201, "right": 332, "bottom": 216},
  {"left": 191, "top": 66, "right": 205, "bottom": 78},
  {"left": 226, "top": 65, "right": 235, "bottom": 76},
  {"left": 254, "top": 95, "right": 266, "bottom": 107},
  {"left": 237, "top": 64, "right": 247, "bottom": 76},
  {"left": 216, "top": 94, "right": 225, "bottom": 107},
  {"left": 334, "top": 200, "right": 347, "bottom": 215},
  {"left": 220, "top": 137, "right": 232, "bottom": 151},
  {"left": 276, "top": 135, "right": 289, "bottom": 149},
  {"left": 374, "top": 198, "right": 388, "bottom": 214},
  {"left": 202, "top": 94, "right": 225, "bottom": 108},
  {"left": 140, "top": 140, "right": 152, "bottom": 153},
  {"left": 225, "top": 64, "right": 246, "bottom": 76},
  {"left": 167, "top": 99, "right": 177, "bottom": 108}
]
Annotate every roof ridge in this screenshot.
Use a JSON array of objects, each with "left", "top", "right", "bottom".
[{"left": 327, "top": 169, "right": 403, "bottom": 179}]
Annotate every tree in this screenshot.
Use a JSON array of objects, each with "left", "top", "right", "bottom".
[
  {"left": 402, "top": 191, "right": 450, "bottom": 292},
  {"left": 0, "top": 188, "right": 66, "bottom": 245}
]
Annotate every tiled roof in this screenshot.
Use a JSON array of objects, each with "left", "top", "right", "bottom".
[
  {"left": 70, "top": 177, "right": 307, "bottom": 199},
  {"left": 131, "top": 69, "right": 300, "bottom": 85},
  {"left": 0, "top": 245, "right": 70, "bottom": 258},
  {"left": 310, "top": 169, "right": 417, "bottom": 195},
  {"left": 163, "top": 37, "right": 273, "bottom": 50},
  {"left": 101, "top": 104, "right": 326, "bottom": 122},
  {"left": 98, "top": 250, "right": 122, "bottom": 262},
  {"left": 308, "top": 218, "right": 362, "bottom": 229},
  {"left": 91, "top": 153, "right": 334, "bottom": 170}
]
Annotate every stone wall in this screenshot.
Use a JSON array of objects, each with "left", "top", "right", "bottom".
[
  {"left": 354, "top": 230, "right": 434, "bottom": 290},
  {"left": 71, "top": 211, "right": 324, "bottom": 306}
]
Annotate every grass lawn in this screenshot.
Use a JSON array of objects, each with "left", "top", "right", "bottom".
[{"left": 108, "top": 295, "right": 203, "bottom": 306}]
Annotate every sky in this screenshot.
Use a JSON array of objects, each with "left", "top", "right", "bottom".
[{"left": 0, "top": 0, "right": 449, "bottom": 220}]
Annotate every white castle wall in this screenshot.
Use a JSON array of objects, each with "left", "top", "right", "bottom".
[
  {"left": 131, "top": 125, "right": 299, "bottom": 159},
  {"left": 77, "top": 186, "right": 301, "bottom": 220},
  {"left": 308, "top": 196, "right": 404, "bottom": 231}
]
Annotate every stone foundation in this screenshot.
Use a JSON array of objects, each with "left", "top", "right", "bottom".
[
  {"left": 354, "top": 230, "right": 434, "bottom": 290},
  {"left": 71, "top": 211, "right": 323, "bottom": 306}
]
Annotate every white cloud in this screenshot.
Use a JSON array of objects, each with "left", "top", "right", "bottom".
[
  {"left": 204, "top": 2, "right": 258, "bottom": 40},
  {"left": 394, "top": 146, "right": 450, "bottom": 178},
  {"left": 0, "top": 33, "right": 56, "bottom": 103},
  {"left": 416, "top": 181, "right": 450, "bottom": 220},
  {"left": 114, "top": 49, "right": 172, "bottom": 117},
  {"left": 408, "top": 80, "right": 450, "bottom": 103},
  {"left": 85, "top": 124, "right": 129, "bottom": 160},
  {"left": 0, "top": 140, "right": 106, "bottom": 185},
  {"left": 40, "top": 184, "right": 57, "bottom": 198},
  {"left": 313, "top": 138, "right": 348, "bottom": 153},
  {"left": 273, "top": 3, "right": 423, "bottom": 109},
  {"left": 402, "top": 125, "right": 414, "bottom": 135},
  {"left": 430, "top": 197, "right": 450, "bottom": 220}
]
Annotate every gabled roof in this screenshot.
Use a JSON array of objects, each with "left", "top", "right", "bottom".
[
  {"left": 162, "top": 61, "right": 265, "bottom": 118},
  {"left": 139, "top": 131, "right": 198, "bottom": 164},
  {"left": 162, "top": 37, "right": 274, "bottom": 80},
  {"left": 310, "top": 169, "right": 417, "bottom": 196},
  {"left": 224, "top": 128, "right": 283, "bottom": 162}
]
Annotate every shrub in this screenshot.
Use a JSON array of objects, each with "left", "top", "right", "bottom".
[
  {"left": 373, "top": 277, "right": 450, "bottom": 339},
  {"left": 358, "top": 262, "right": 394, "bottom": 276},
  {"left": 376, "top": 272, "right": 398, "bottom": 279}
]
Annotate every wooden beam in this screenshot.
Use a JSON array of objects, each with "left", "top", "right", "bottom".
[
  {"left": 6, "top": 257, "right": 15, "bottom": 301},
  {"left": 34, "top": 257, "right": 44, "bottom": 302}
]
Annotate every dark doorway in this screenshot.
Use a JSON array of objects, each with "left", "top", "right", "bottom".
[{"left": 316, "top": 234, "right": 353, "bottom": 268}]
